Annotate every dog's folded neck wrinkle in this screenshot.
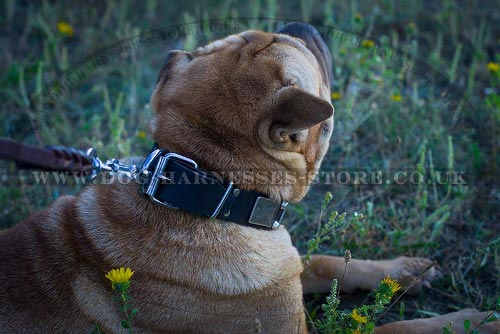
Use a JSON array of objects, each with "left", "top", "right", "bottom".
[{"left": 253, "top": 39, "right": 275, "bottom": 57}]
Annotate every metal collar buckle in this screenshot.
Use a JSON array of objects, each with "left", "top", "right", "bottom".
[
  {"left": 248, "top": 197, "right": 288, "bottom": 230},
  {"left": 142, "top": 149, "right": 198, "bottom": 209}
]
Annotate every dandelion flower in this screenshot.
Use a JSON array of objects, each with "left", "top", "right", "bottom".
[
  {"left": 486, "top": 62, "right": 500, "bottom": 73},
  {"left": 331, "top": 91, "right": 342, "bottom": 100},
  {"left": 361, "top": 39, "right": 375, "bottom": 48},
  {"left": 137, "top": 130, "right": 147, "bottom": 139},
  {"left": 382, "top": 276, "right": 401, "bottom": 293},
  {"left": 391, "top": 93, "right": 402, "bottom": 102},
  {"left": 57, "top": 21, "right": 74, "bottom": 37},
  {"left": 105, "top": 267, "right": 134, "bottom": 289},
  {"left": 351, "top": 309, "right": 367, "bottom": 323},
  {"left": 353, "top": 328, "right": 362, "bottom": 334}
]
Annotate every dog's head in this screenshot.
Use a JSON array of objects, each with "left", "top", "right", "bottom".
[{"left": 150, "top": 23, "right": 333, "bottom": 202}]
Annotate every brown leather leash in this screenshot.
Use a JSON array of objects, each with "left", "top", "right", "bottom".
[{"left": 0, "top": 138, "right": 94, "bottom": 173}]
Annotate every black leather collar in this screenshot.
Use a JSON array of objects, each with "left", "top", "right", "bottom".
[{"left": 140, "top": 144, "right": 288, "bottom": 230}]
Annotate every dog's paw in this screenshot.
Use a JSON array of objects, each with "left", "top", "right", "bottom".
[{"left": 380, "top": 256, "right": 440, "bottom": 295}]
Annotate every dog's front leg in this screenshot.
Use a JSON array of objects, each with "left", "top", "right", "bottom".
[
  {"left": 301, "top": 255, "right": 438, "bottom": 295},
  {"left": 374, "top": 309, "right": 500, "bottom": 334}
]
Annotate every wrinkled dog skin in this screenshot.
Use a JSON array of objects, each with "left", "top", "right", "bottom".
[{"left": 1, "top": 23, "right": 498, "bottom": 334}]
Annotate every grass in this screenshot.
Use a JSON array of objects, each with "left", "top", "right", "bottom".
[{"left": 0, "top": 0, "right": 499, "bottom": 331}]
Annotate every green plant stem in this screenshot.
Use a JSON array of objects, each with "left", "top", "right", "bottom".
[
  {"left": 336, "top": 261, "right": 349, "bottom": 299},
  {"left": 121, "top": 292, "right": 133, "bottom": 334},
  {"left": 468, "top": 308, "right": 498, "bottom": 334}
]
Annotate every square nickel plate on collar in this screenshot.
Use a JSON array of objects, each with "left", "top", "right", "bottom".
[{"left": 248, "top": 197, "right": 288, "bottom": 230}]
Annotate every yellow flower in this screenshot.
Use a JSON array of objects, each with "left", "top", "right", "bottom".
[
  {"left": 57, "top": 21, "right": 74, "bottom": 37},
  {"left": 353, "top": 328, "right": 362, "bottom": 334},
  {"left": 391, "top": 93, "right": 402, "bottom": 102},
  {"left": 361, "top": 39, "right": 375, "bottom": 48},
  {"left": 105, "top": 267, "right": 134, "bottom": 289},
  {"left": 382, "top": 276, "right": 401, "bottom": 293},
  {"left": 351, "top": 309, "right": 367, "bottom": 323},
  {"left": 137, "top": 130, "right": 147, "bottom": 139},
  {"left": 486, "top": 62, "right": 500, "bottom": 73},
  {"left": 407, "top": 22, "right": 416, "bottom": 34},
  {"left": 331, "top": 91, "right": 342, "bottom": 100}
]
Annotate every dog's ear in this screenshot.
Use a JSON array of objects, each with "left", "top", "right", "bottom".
[
  {"left": 156, "top": 50, "right": 192, "bottom": 85},
  {"left": 277, "top": 23, "right": 332, "bottom": 89},
  {"left": 268, "top": 87, "right": 333, "bottom": 143}
]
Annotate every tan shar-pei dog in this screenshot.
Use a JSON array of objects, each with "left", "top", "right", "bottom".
[{"left": 1, "top": 23, "right": 498, "bottom": 333}]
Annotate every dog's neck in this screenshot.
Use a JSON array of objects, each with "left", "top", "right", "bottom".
[
  {"left": 151, "top": 114, "right": 311, "bottom": 203},
  {"left": 76, "top": 176, "right": 303, "bottom": 295}
]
